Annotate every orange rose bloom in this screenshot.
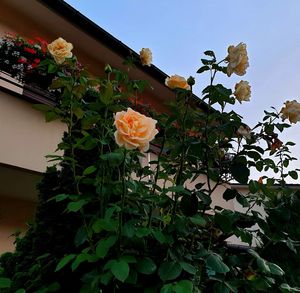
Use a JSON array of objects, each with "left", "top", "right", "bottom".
[
  {"left": 165, "top": 75, "right": 190, "bottom": 90},
  {"left": 114, "top": 108, "right": 158, "bottom": 152}
]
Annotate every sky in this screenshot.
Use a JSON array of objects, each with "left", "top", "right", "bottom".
[{"left": 65, "top": 0, "right": 300, "bottom": 181}]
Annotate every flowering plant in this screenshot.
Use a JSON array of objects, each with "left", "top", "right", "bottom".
[
  {"left": 0, "top": 34, "right": 48, "bottom": 81},
  {"left": 0, "top": 37, "right": 300, "bottom": 293}
]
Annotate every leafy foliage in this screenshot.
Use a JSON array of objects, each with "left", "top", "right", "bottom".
[{"left": 0, "top": 36, "right": 299, "bottom": 292}]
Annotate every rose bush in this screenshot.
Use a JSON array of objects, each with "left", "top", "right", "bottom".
[{"left": 0, "top": 35, "right": 300, "bottom": 293}]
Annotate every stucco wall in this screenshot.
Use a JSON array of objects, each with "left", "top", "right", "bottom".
[{"left": 0, "top": 90, "right": 65, "bottom": 173}]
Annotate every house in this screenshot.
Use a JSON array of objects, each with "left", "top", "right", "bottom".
[{"left": 0, "top": 0, "right": 234, "bottom": 252}]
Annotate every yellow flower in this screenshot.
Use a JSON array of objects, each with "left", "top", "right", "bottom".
[
  {"left": 280, "top": 100, "right": 300, "bottom": 124},
  {"left": 165, "top": 75, "right": 190, "bottom": 90},
  {"left": 47, "top": 37, "right": 73, "bottom": 64},
  {"left": 237, "top": 125, "right": 251, "bottom": 139},
  {"left": 226, "top": 42, "right": 249, "bottom": 77},
  {"left": 114, "top": 108, "right": 158, "bottom": 152},
  {"left": 234, "top": 80, "right": 251, "bottom": 103},
  {"left": 139, "top": 48, "right": 152, "bottom": 66}
]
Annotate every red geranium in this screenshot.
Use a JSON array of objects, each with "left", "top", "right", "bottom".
[
  {"left": 18, "top": 57, "right": 27, "bottom": 63},
  {"left": 24, "top": 47, "right": 36, "bottom": 54}
]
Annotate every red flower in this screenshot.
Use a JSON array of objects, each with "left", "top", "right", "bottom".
[
  {"left": 34, "top": 58, "right": 40, "bottom": 64},
  {"left": 35, "top": 36, "right": 48, "bottom": 45},
  {"left": 31, "top": 63, "right": 38, "bottom": 69},
  {"left": 27, "top": 39, "right": 35, "bottom": 45},
  {"left": 18, "top": 57, "right": 27, "bottom": 63},
  {"left": 24, "top": 47, "right": 36, "bottom": 54}
]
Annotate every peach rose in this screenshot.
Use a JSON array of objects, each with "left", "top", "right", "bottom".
[
  {"left": 237, "top": 125, "right": 251, "bottom": 139},
  {"left": 280, "top": 100, "right": 300, "bottom": 124},
  {"left": 226, "top": 42, "right": 249, "bottom": 77},
  {"left": 114, "top": 108, "right": 158, "bottom": 152},
  {"left": 47, "top": 37, "right": 73, "bottom": 64},
  {"left": 234, "top": 80, "right": 251, "bottom": 103},
  {"left": 139, "top": 48, "right": 152, "bottom": 66},
  {"left": 165, "top": 75, "right": 190, "bottom": 90}
]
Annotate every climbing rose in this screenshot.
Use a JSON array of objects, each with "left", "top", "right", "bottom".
[
  {"left": 234, "top": 80, "right": 251, "bottom": 103},
  {"left": 280, "top": 100, "right": 300, "bottom": 124},
  {"left": 226, "top": 42, "right": 249, "bottom": 77},
  {"left": 114, "top": 108, "right": 158, "bottom": 152},
  {"left": 139, "top": 48, "right": 152, "bottom": 66},
  {"left": 165, "top": 74, "right": 190, "bottom": 90},
  {"left": 47, "top": 37, "right": 73, "bottom": 64}
]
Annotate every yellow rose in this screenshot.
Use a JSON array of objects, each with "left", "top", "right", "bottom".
[
  {"left": 139, "top": 48, "right": 152, "bottom": 66},
  {"left": 47, "top": 37, "right": 73, "bottom": 64},
  {"left": 114, "top": 108, "right": 158, "bottom": 152},
  {"left": 226, "top": 42, "right": 249, "bottom": 77},
  {"left": 234, "top": 80, "right": 251, "bottom": 103},
  {"left": 165, "top": 75, "right": 190, "bottom": 90},
  {"left": 237, "top": 125, "right": 251, "bottom": 139},
  {"left": 280, "top": 100, "right": 300, "bottom": 124}
]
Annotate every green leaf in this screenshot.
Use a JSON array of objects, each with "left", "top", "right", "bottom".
[
  {"left": 71, "top": 253, "right": 91, "bottom": 271},
  {"left": 152, "top": 230, "right": 167, "bottom": 244},
  {"left": 223, "top": 189, "right": 238, "bottom": 201},
  {"left": 93, "top": 218, "right": 118, "bottom": 233},
  {"left": 96, "top": 235, "right": 117, "bottom": 258},
  {"left": 136, "top": 257, "right": 157, "bottom": 275},
  {"left": 45, "top": 111, "right": 59, "bottom": 122},
  {"left": 100, "top": 152, "right": 124, "bottom": 167},
  {"left": 180, "top": 193, "right": 198, "bottom": 216},
  {"left": 15, "top": 289, "right": 26, "bottom": 293},
  {"left": 101, "top": 80, "right": 113, "bottom": 105},
  {"left": 268, "top": 262, "right": 285, "bottom": 276},
  {"left": 111, "top": 260, "right": 130, "bottom": 282},
  {"left": 55, "top": 254, "right": 76, "bottom": 272},
  {"left": 66, "top": 199, "right": 87, "bottom": 212},
  {"left": 280, "top": 283, "right": 300, "bottom": 292},
  {"left": 160, "top": 284, "right": 173, "bottom": 293},
  {"left": 204, "top": 50, "right": 216, "bottom": 58},
  {"left": 289, "top": 171, "right": 298, "bottom": 180},
  {"left": 83, "top": 165, "right": 97, "bottom": 176},
  {"left": 48, "top": 193, "right": 69, "bottom": 202},
  {"left": 74, "top": 226, "right": 87, "bottom": 247},
  {"left": 0, "top": 278, "right": 11, "bottom": 288},
  {"left": 32, "top": 104, "right": 53, "bottom": 112},
  {"left": 214, "top": 211, "right": 237, "bottom": 234},
  {"left": 197, "top": 65, "right": 210, "bottom": 74},
  {"left": 236, "top": 193, "right": 250, "bottom": 208},
  {"left": 230, "top": 163, "right": 249, "bottom": 184},
  {"left": 249, "top": 180, "right": 260, "bottom": 193},
  {"left": 205, "top": 252, "right": 230, "bottom": 274},
  {"left": 173, "top": 280, "right": 193, "bottom": 293},
  {"left": 158, "top": 261, "right": 182, "bottom": 281},
  {"left": 180, "top": 262, "right": 196, "bottom": 275},
  {"left": 189, "top": 215, "right": 206, "bottom": 227},
  {"left": 73, "top": 107, "right": 85, "bottom": 119}
]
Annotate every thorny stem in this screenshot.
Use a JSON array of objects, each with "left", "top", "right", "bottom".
[
  {"left": 172, "top": 92, "right": 190, "bottom": 222},
  {"left": 148, "top": 134, "right": 166, "bottom": 228}
]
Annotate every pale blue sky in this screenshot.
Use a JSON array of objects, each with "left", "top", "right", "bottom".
[{"left": 66, "top": 0, "right": 300, "bottom": 178}]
